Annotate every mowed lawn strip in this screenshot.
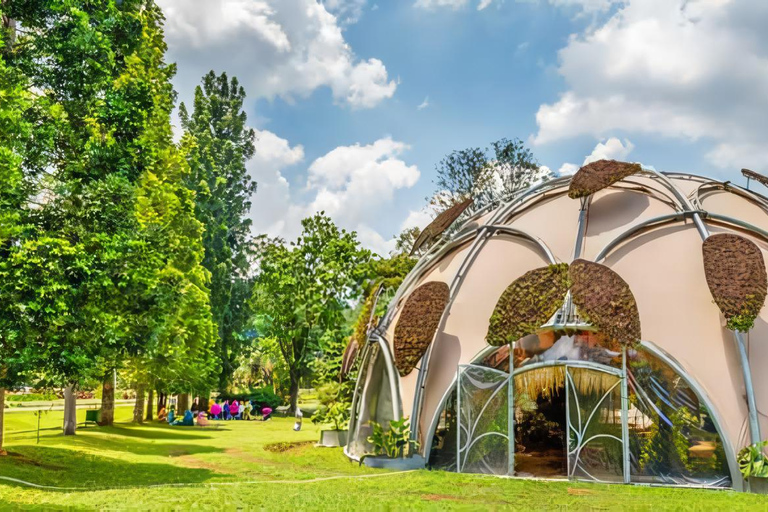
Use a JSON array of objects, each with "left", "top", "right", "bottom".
[{"left": 0, "top": 412, "right": 764, "bottom": 510}]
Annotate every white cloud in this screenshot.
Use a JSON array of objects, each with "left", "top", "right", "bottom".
[
  {"left": 248, "top": 135, "right": 421, "bottom": 254},
  {"left": 555, "top": 136, "right": 635, "bottom": 176},
  {"left": 418, "top": 0, "right": 619, "bottom": 12},
  {"left": 557, "top": 163, "right": 580, "bottom": 176},
  {"left": 534, "top": 0, "right": 768, "bottom": 169},
  {"left": 415, "top": 0, "right": 470, "bottom": 9},
  {"left": 322, "top": 0, "right": 368, "bottom": 25},
  {"left": 247, "top": 130, "right": 305, "bottom": 239},
  {"left": 158, "top": 0, "right": 397, "bottom": 109},
  {"left": 417, "top": 96, "right": 430, "bottom": 110},
  {"left": 583, "top": 137, "right": 634, "bottom": 165}
]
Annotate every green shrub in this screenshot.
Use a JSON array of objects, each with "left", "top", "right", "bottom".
[
  {"left": 311, "top": 381, "right": 352, "bottom": 430},
  {"left": 367, "top": 417, "right": 419, "bottom": 458},
  {"left": 6, "top": 392, "right": 57, "bottom": 402}
]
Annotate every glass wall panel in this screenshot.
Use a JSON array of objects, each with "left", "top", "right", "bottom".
[
  {"left": 428, "top": 388, "right": 457, "bottom": 471},
  {"left": 627, "top": 347, "right": 731, "bottom": 487},
  {"left": 457, "top": 365, "right": 509, "bottom": 475},
  {"left": 566, "top": 368, "right": 624, "bottom": 483},
  {"left": 347, "top": 344, "right": 395, "bottom": 458},
  {"left": 515, "top": 331, "right": 622, "bottom": 370}
]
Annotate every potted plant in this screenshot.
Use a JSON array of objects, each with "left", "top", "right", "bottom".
[
  {"left": 738, "top": 440, "right": 768, "bottom": 493},
  {"left": 312, "top": 382, "right": 351, "bottom": 447},
  {"left": 361, "top": 417, "right": 425, "bottom": 470}
]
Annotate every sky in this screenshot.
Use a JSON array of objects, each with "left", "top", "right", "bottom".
[{"left": 156, "top": 0, "right": 768, "bottom": 255}]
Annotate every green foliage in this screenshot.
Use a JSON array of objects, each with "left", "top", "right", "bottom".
[
  {"left": 311, "top": 381, "right": 352, "bottom": 431},
  {"left": 738, "top": 440, "right": 768, "bottom": 479},
  {"left": 5, "top": 392, "right": 58, "bottom": 402},
  {"left": 180, "top": 71, "right": 257, "bottom": 389},
  {"left": 486, "top": 264, "right": 570, "bottom": 346},
  {"left": 367, "top": 417, "right": 419, "bottom": 458},
  {"left": 431, "top": 138, "right": 550, "bottom": 211},
  {"left": 251, "top": 213, "right": 370, "bottom": 411}
]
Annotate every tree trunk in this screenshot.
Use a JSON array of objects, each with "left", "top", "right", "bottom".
[
  {"left": 157, "top": 391, "right": 166, "bottom": 413},
  {"left": 0, "top": 388, "right": 6, "bottom": 455},
  {"left": 289, "top": 373, "right": 300, "bottom": 414},
  {"left": 99, "top": 373, "right": 115, "bottom": 426},
  {"left": 145, "top": 389, "right": 154, "bottom": 421},
  {"left": 177, "top": 393, "right": 189, "bottom": 412},
  {"left": 62, "top": 384, "right": 77, "bottom": 436},
  {"left": 133, "top": 384, "right": 145, "bottom": 423}
]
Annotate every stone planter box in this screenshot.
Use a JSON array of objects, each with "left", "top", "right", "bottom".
[
  {"left": 748, "top": 477, "right": 768, "bottom": 494},
  {"left": 319, "top": 429, "right": 348, "bottom": 447},
  {"left": 362, "top": 454, "right": 426, "bottom": 470}
]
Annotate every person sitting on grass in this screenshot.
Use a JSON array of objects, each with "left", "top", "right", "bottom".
[
  {"left": 230, "top": 400, "right": 240, "bottom": 420},
  {"left": 166, "top": 407, "right": 175, "bottom": 424},
  {"left": 157, "top": 407, "right": 167, "bottom": 422},
  {"left": 240, "top": 402, "right": 250, "bottom": 421},
  {"left": 172, "top": 409, "right": 194, "bottom": 426},
  {"left": 196, "top": 411, "right": 209, "bottom": 427},
  {"left": 261, "top": 406, "right": 272, "bottom": 421}
]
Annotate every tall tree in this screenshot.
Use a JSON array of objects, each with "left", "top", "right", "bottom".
[
  {"left": 251, "top": 214, "right": 370, "bottom": 412},
  {"left": 0, "top": 7, "right": 40, "bottom": 452},
  {"left": 432, "top": 137, "right": 551, "bottom": 211},
  {"left": 179, "top": 71, "right": 257, "bottom": 390}
]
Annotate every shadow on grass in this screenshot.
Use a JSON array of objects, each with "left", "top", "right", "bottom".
[
  {"left": 97, "top": 424, "right": 217, "bottom": 441},
  {"left": 0, "top": 446, "right": 222, "bottom": 490},
  {"left": 66, "top": 435, "right": 223, "bottom": 457}
]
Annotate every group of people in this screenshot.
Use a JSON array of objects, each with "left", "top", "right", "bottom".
[{"left": 156, "top": 398, "right": 273, "bottom": 427}]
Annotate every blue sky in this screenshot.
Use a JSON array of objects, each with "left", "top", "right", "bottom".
[{"left": 158, "top": 0, "right": 768, "bottom": 254}]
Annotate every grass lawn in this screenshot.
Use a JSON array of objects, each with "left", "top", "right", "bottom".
[{"left": 0, "top": 409, "right": 765, "bottom": 510}]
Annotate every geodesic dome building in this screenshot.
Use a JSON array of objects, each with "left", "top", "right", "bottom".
[{"left": 346, "top": 161, "right": 768, "bottom": 492}]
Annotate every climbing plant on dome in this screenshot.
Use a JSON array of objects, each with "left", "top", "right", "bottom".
[
  {"left": 702, "top": 233, "right": 767, "bottom": 332},
  {"left": 393, "top": 281, "right": 450, "bottom": 376},
  {"left": 486, "top": 264, "right": 570, "bottom": 347},
  {"left": 569, "top": 259, "right": 641, "bottom": 347}
]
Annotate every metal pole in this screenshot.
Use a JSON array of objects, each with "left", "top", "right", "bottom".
[
  {"left": 456, "top": 366, "right": 462, "bottom": 473},
  {"left": 508, "top": 354, "right": 514, "bottom": 476},
  {"left": 621, "top": 348, "right": 630, "bottom": 484},
  {"left": 734, "top": 331, "right": 761, "bottom": 445}
]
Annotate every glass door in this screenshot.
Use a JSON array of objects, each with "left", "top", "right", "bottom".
[{"left": 566, "top": 366, "right": 625, "bottom": 483}]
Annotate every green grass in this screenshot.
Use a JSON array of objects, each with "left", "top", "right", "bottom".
[{"left": 0, "top": 409, "right": 765, "bottom": 510}]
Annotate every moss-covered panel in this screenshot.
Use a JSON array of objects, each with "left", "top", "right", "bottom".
[
  {"left": 568, "top": 159, "right": 642, "bottom": 199},
  {"left": 702, "top": 233, "right": 768, "bottom": 331},
  {"left": 340, "top": 337, "right": 359, "bottom": 380},
  {"left": 569, "top": 259, "right": 641, "bottom": 346},
  {"left": 410, "top": 198, "right": 474, "bottom": 255},
  {"left": 393, "top": 281, "right": 450, "bottom": 377},
  {"left": 486, "top": 264, "right": 570, "bottom": 347},
  {"left": 742, "top": 169, "right": 768, "bottom": 189}
]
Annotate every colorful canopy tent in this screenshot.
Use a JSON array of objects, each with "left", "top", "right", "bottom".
[{"left": 346, "top": 162, "right": 768, "bottom": 492}]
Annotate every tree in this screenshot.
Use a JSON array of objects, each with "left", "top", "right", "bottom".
[
  {"left": 0, "top": 9, "right": 38, "bottom": 452},
  {"left": 431, "top": 138, "right": 551, "bottom": 211},
  {"left": 179, "top": 71, "right": 257, "bottom": 390},
  {"left": 2, "top": 0, "right": 152, "bottom": 434},
  {"left": 251, "top": 214, "right": 370, "bottom": 412}
]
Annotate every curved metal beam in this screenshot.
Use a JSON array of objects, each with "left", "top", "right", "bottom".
[{"left": 594, "top": 212, "right": 691, "bottom": 263}]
